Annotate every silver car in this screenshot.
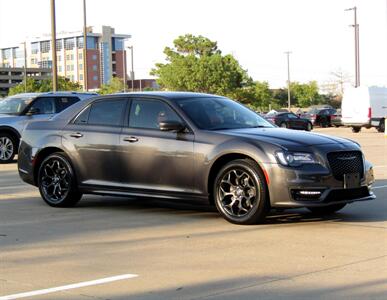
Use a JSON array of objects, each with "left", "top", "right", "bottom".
[{"left": 0, "top": 92, "right": 97, "bottom": 163}]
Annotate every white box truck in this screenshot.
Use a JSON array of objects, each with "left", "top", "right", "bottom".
[{"left": 341, "top": 86, "right": 387, "bottom": 133}]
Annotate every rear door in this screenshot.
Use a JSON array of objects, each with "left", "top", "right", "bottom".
[{"left": 62, "top": 97, "right": 128, "bottom": 186}]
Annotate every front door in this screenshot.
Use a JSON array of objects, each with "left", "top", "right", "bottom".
[{"left": 119, "top": 98, "right": 195, "bottom": 194}]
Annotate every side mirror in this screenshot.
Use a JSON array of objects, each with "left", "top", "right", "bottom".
[
  {"left": 159, "top": 120, "right": 185, "bottom": 132},
  {"left": 26, "top": 107, "right": 40, "bottom": 116}
]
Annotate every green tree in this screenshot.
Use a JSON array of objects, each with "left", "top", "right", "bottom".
[
  {"left": 289, "top": 81, "right": 320, "bottom": 107},
  {"left": 151, "top": 34, "right": 251, "bottom": 97},
  {"left": 9, "top": 76, "right": 81, "bottom": 95},
  {"left": 98, "top": 77, "right": 125, "bottom": 95}
]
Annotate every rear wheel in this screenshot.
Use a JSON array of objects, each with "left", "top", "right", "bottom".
[
  {"left": 377, "top": 119, "right": 385, "bottom": 133},
  {"left": 307, "top": 203, "right": 346, "bottom": 215},
  {"left": 0, "top": 133, "right": 17, "bottom": 164},
  {"left": 38, "top": 153, "right": 82, "bottom": 207},
  {"left": 351, "top": 126, "right": 361, "bottom": 133},
  {"left": 306, "top": 122, "right": 312, "bottom": 131},
  {"left": 214, "top": 159, "right": 269, "bottom": 225}
]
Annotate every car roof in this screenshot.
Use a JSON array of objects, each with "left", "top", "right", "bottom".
[
  {"left": 113, "top": 91, "right": 224, "bottom": 100},
  {"left": 7, "top": 91, "right": 98, "bottom": 100}
]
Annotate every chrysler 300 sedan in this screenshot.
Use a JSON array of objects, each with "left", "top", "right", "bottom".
[{"left": 18, "top": 92, "right": 375, "bottom": 224}]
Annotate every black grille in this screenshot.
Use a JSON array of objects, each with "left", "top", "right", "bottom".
[
  {"left": 324, "top": 187, "right": 370, "bottom": 203},
  {"left": 327, "top": 151, "right": 364, "bottom": 181}
]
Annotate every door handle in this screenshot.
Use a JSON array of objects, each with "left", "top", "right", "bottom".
[
  {"left": 70, "top": 132, "right": 83, "bottom": 138},
  {"left": 123, "top": 136, "right": 139, "bottom": 143}
]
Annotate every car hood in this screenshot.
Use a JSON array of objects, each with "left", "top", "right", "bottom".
[{"left": 218, "top": 127, "right": 356, "bottom": 148}]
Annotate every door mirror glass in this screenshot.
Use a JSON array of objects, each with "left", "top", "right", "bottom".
[{"left": 159, "top": 120, "right": 185, "bottom": 132}]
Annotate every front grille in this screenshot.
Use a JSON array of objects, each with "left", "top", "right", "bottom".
[
  {"left": 324, "top": 187, "right": 370, "bottom": 203},
  {"left": 327, "top": 151, "right": 364, "bottom": 181}
]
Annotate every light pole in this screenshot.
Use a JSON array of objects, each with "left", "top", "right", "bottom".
[
  {"left": 122, "top": 39, "right": 129, "bottom": 92},
  {"left": 50, "top": 0, "right": 58, "bottom": 91},
  {"left": 285, "top": 51, "right": 291, "bottom": 111},
  {"left": 345, "top": 6, "right": 360, "bottom": 87},
  {"left": 23, "top": 41, "right": 27, "bottom": 92},
  {"left": 127, "top": 46, "right": 134, "bottom": 92},
  {"left": 82, "top": 0, "right": 88, "bottom": 91}
]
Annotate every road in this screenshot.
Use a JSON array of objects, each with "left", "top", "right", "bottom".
[{"left": 0, "top": 127, "right": 386, "bottom": 300}]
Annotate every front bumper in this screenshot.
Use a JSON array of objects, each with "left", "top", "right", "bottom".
[{"left": 264, "top": 160, "right": 375, "bottom": 208}]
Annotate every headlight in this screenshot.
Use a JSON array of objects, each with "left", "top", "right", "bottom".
[{"left": 276, "top": 151, "right": 318, "bottom": 167}]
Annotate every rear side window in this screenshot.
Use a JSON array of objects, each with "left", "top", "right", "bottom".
[
  {"left": 55, "top": 97, "right": 79, "bottom": 112},
  {"left": 87, "top": 99, "right": 126, "bottom": 126}
]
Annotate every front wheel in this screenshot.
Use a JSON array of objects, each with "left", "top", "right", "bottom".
[
  {"left": 377, "top": 119, "right": 385, "bottom": 133},
  {"left": 280, "top": 122, "right": 288, "bottom": 128},
  {"left": 352, "top": 126, "right": 361, "bottom": 133},
  {"left": 306, "top": 122, "right": 312, "bottom": 131},
  {"left": 214, "top": 159, "right": 269, "bottom": 225},
  {"left": 38, "top": 153, "right": 82, "bottom": 207},
  {"left": 307, "top": 203, "right": 346, "bottom": 215},
  {"left": 0, "top": 134, "right": 17, "bottom": 164}
]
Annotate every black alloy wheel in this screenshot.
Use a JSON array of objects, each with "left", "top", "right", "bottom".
[
  {"left": 214, "top": 159, "right": 269, "bottom": 225},
  {"left": 38, "top": 153, "right": 82, "bottom": 207}
]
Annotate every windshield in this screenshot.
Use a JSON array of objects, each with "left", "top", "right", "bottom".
[
  {"left": 0, "top": 96, "right": 33, "bottom": 115},
  {"left": 177, "top": 97, "right": 274, "bottom": 130}
]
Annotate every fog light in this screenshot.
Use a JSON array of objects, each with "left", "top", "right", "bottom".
[{"left": 299, "top": 191, "right": 322, "bottom": 195}]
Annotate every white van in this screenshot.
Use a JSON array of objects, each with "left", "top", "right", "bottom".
[{"left": 341, "top": 86, "right": 387, "bottom": 132}]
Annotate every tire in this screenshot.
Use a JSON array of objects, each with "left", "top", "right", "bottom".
[
  {"left": 307, "top": 203, "right": 346, "bottom": 215},
  {"left": 306, "top": 122, "right": 312, "bottom": 131},
  {"left": 351, "top": 126, "right": 361, "bottom": 133},
  {"left": 377, "top": 119, "right": 385, "bottom": 133},
  {"left": 321, "top": 118, "right": 328, "bottom": 128},
  {"left": 0, "top": 133, "right": 17, "bottom": 164},
  {"left": 280, "top": 122, "right": 288, "bottom": 128},
  {"left": 38, "top": 152, "right": 82, "bottom": 207},
  {"left": 213, "top": 159, "right": 269, "bottom": 225}
]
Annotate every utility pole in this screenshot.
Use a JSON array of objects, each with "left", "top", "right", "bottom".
[
  {"left": 83, "top": 0, "right": 88, "bottom": 91},
  {"left": 345, "top": 6, "right": 360, "bottom": 87},
  {"left": 285, "top": 51, "right": 291, "bottom": 111},
  {"left": 123, "top": 48, "right": 126, "bottom": 92},
  {"left": 50, "top": 0, "right": 58, "bottom": 91},
  {"left": 127, "top": 46, "right": 134, "bottom": 92},
  {"left": 23, "top": 41, "right": 27, "bottom": 93}
]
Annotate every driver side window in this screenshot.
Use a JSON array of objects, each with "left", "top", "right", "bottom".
[{"left": 29, "top": 97, "right": 56, "bottom": 114}]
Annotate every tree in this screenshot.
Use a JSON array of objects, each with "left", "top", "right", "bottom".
[
  {"left": 289, "top": 81, "right": 320, "bottom": 107},
  {"left": 151, "top": 34, "right": 251, "bottom": 97},
  {"left": 98, "top": 77, "right": 125, "bottom": 95},
  {"left": 9, "top": 76, "right": 81, "bottom": 95}
]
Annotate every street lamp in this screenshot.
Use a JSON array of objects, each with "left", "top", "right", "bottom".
[
  {"left": 345, "top": 6, "right": 360, "bottom": 87},
  {"left": 50, "top": 0, "right": 58, "bottom": 91},
  {"left": 285, "top": 51, "right": 292, "bottom": 111},
  {"left": 122, "top": 38, "right": 130, "bottom": 92},
  {"left": 82, "top": 0, "right": 88, "bottom": 91}
]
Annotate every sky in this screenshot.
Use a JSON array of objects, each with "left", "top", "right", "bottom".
[{"left": 0, "top": 0, "right": 386, "bottom": 88}]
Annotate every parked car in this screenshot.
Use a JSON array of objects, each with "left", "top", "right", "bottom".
[
  {"left": 342, "top": 86, "right": 387, "bottom": 133},
  {"left": 265, "top": 111, "right": 312, "bottom": 131},
  {"left": 0, "top": 92, "right": 97, "bottom": 163},
  {"left": 331, "top": 109, "right": 343, "bottom": 127},
  {"left": 18, "top": 92, "right": 375, "bottom": 225},
  {"left": 302, "top": 108, "right": 337, "bottom": 127}
]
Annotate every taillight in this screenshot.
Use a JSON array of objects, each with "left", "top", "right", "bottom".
[
  {"left": 368, "top": 107, "right": 372, "bottom": 119},
  {"left": 311, "top": 114, "right": 316, "bottom": 119}
]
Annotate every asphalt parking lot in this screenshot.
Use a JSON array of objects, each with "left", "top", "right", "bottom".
[{"left": 0, "top": 127, "right": 386, "bottom": 300}]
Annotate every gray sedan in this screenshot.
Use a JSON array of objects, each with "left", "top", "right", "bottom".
[{"left": 18, "top": 92, "right": 375, "bottom": 224}]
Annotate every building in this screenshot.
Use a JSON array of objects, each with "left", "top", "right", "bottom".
[
  {"left": 0, "top": 26, "right": 131, "bottom": 90},
  {"left": 0, "top": 67, "right": 51, "bottom": 97}
]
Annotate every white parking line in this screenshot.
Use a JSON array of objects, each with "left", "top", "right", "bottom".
[
  {"left": 0, "top": 274, "right": 138, "bottom": 300},
  {"left": 0, "top": 185, "right": 30, "bottom": 190},
  {"left": 373, "top": 185, "right": 387, "bottom": 190}
]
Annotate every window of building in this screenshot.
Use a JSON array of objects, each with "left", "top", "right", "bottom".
[
  {"left": 86, "top": 37, "right": 97, "bottom": 50},
  {"left": 58, "top": 66, "right": 62, "bottom": 72},
  {"left": 56, "top": 39, "right": 62, "bottom": 51},
  {"left": 57, "top": 55, "right": 61, "bottom": 61},
  {"left": 78, "top": 53, "right": 83, "bottom": 60},
  {"left": 64, "top": 38, "right": 75, "bottom": 50},
  {"left": 31, "top": 42, "right": 39, "bottom": 54},
  {"left": 79, "top": 74, "right": 83, "bottom": 80},
  {"left": 71, "top": 65, "right": 74, "bottom": 71},
  {"left": 39, "top": 60, "right": 52, "bottom": 69},
  {"left": 40, "top": 41, "right": 50, "bottom": 53},
  {"left": 71, "top": 54, "right": 74, "bottom": 60},
  {"left": 2, "top": 48, "right": 11, "bottom": 59},
  {"left": 66, "top": 65, "right": 70, "bottom": 71},
  {"left": 93, "top": 75, "right": 98, "bottom": 81},
  {"left": 92, "top": 54, "right": 97, "bottom": 60},
  {"left": 79, "top": 63, "right": 83, "bottom": 69},
  {"left": 129, "top": 99, "right": 181, "bottom": 130},
  {"left": 92, "top": 65, "right": 97, "bottom": 71},
  {"left": 76, "top": 37, "right": 84, "bottom": 49},
  {"left": 88, "top": 99, "right": 126, "bottom": 126}
]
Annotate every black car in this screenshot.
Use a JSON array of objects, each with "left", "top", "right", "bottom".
[
  {"left": 265, "top": 112, "right": 312, "bottom": 131},
  {"left": 302, "top": 108, "right": 337, "bottom": 127},
  {"left": 18, "top": 92, "right": 375, "bottom": 225}
]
